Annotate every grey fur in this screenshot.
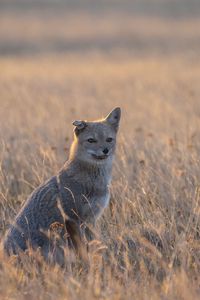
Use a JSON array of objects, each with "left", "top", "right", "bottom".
[{"left": 3, "top": 107, "right": 121, "bottom": 264}]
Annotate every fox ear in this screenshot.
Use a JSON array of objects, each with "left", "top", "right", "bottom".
[
  {"left": 72, "top": 120, "right": 87, "bottom": 135},
  {"left": 105, "top": 107, "right": 121, "bottom": 131}
]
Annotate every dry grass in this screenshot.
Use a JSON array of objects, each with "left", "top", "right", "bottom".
[
  {"left": 1, "top": 55, "right": 200, "bottom": 300},
  {"left": 0, "top": 1, "right": 200, "bottom": 299}
]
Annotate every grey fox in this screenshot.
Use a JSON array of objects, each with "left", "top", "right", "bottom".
[{"left": 3, "top": 107, "right": 121, "bottom": 264}]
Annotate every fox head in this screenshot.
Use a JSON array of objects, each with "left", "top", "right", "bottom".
[{"left": 70, "top": 107, "right": 121, "bottom": 165}]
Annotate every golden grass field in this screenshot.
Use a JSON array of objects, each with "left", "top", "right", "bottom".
[{"left": 0, "top": 1, "right": 200, "bottom": 299}]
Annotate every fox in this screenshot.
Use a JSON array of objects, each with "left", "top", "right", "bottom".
[{"left": 3, "top": 107, "right": 121, "bottom": 264}]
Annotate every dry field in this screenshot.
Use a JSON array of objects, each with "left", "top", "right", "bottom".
[{"left": 0, "top": 1, "right": 200, "bottom": 299}]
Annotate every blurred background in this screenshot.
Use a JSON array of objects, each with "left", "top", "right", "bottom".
[
  {"left": 0, "top": 0, "right": 200, "bottom": 58},
  {"left": 0, "top": 0, "right": 200, "bottom": 148}
]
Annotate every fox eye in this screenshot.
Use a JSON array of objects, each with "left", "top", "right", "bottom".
[
  {"left": 87, "top": 138, "right": 97, "bottom": 143},
  {"left": 106, "top": 137, "right": 113, "bottom": 143}
]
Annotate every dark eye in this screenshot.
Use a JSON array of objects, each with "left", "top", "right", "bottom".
[
  {"left": 106, "top": 137, "right": 113, "bottom": 143},
  {"left": 87, "top": 138, "right": 97, "bottom": 143}
]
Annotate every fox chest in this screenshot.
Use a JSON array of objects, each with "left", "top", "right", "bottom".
[
  {"left": 59, "top": 176, "right": 111, "bottom": 223},
  {"left": 81, "top": 192, "right": 110, "bottom": 222}
]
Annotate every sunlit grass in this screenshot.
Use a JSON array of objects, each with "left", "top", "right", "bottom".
[{"left": 0, "top": 53, "right": 200, "bottom": 299}]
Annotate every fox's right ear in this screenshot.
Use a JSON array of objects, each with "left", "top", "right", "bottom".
[{"left": 72, "top": 120, "right": 87, "bottom": 135}]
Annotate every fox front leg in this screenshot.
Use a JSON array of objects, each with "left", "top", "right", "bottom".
[
  {"left": 65, "top": 219, "right": 88, "bottom": 262},
  {"left": 84, "top": 221, "right": 96, "bottom": 242}
]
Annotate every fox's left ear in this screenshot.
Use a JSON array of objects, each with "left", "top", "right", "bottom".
[{"left": 105, "top": 107, "right": 121, "bottom": 131}]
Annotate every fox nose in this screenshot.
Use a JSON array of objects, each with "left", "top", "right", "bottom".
[{"left": 103, "top": 148, "right": 109, "bottom": 155}]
